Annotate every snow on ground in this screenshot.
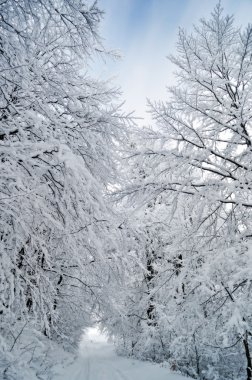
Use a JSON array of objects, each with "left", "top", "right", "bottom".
[{"left": 55, "top": 327, "right": 189, "bottom": 380}]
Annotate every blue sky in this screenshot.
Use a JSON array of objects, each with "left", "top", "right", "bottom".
[{"left": 93, "top": 0, "right": 252, "bottom": 124}]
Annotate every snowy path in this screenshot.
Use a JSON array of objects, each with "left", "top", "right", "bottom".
[{"left": 55, "top": 328, "right": 188, "bottom": 380}]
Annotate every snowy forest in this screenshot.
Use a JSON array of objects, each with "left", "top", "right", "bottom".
[{"left": 0, "top": 1, "right": 252, "bottom": 380}]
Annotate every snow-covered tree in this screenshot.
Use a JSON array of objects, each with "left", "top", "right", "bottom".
[
  {"left": 115, "top": 4, "right": 252, "bottom": 380},
  {"left": 148, "top": 3, "right": 252, "bottom": 228},
  {"left": 0, "top": 0, "right": 130, "bottom": 353}
]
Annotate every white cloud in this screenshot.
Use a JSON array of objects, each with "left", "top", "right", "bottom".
[{"left": 93, "top": 0, "right": 252, "bottom": 125}]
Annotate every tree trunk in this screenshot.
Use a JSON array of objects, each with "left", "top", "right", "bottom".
[
  {"left": 146, "top": 252, "right": 156, "bottom": 325},
  {"left": 243, "top": 331, "right": 252, "bottom": 380}
]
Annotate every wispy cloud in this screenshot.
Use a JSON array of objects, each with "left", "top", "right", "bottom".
[{"left": 94, "top": 0, "right": 252, "bottom": 125}]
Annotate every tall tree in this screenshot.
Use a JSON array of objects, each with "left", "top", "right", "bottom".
[
  {"left": 0, "top": 0, "right": 129, "bottom": 351},
  {"left": 117, "top": 4, "right": 252, "bottom": 379}
]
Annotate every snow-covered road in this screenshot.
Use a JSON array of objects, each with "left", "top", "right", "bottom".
[{"left": 55, "top": 328, "right": 188, "bottom": 380}]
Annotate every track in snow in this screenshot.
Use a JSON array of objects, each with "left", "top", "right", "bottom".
[{"left": 55, "top": 327, "right": 189, "bottom": 380}]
